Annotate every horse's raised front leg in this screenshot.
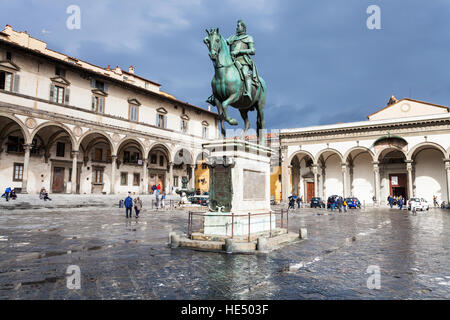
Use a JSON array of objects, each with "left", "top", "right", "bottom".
[
  {"left": 221, "top": 93, "right": 240, "bottom": 126},
  {"left": 214, "top": 97, "right": 226, "bottom": 137},
  {"left": 239, "top": 109, "right": 250, "bottom": 139}
]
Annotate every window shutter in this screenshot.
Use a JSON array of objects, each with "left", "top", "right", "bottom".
[
  {"left": 91, "top": 79, "right": 96, "bottom": 88},
  {"left": 104, "top": 83, "right": 108, "bottom": 92},
  {"left": 99, "top": 97, "right": 104, "bottom": 113},
  {"left": 164, "top": 115, "right": 167, "bottom": 128},
  {"left": 91, "top": 96, "right": 96, "bottom": 111},
  {"left": 12, "top": 74, "right": 20, "bottom": 93},
  {"left": 49, "top": 84, "right": 55, "bottom": 101},
  {"left": 64, "top": 88, "right": 70, "bottom": 104}
]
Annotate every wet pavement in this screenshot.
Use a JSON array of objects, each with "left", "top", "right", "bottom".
[{"left": 0, "top": 200, "right": 448, "bottom": 299}]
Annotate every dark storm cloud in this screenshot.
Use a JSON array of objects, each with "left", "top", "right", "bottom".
[{"left": 2, "top": 0, "right": 450, "bottom": 130}]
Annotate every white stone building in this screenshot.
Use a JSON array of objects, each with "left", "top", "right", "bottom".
[
  {"left": 280, "top": 96, "right": 450, "bottom": 205},
  {"left": 0, "top": 25, "right": 218, "bottom": 195}
]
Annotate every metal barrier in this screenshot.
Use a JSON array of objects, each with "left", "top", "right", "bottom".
[
  {"left": 187, "top": 209, "right": 288, "bottom": 242},
  {"left": 151, "top": 199, "right": 177, "bottom": 210}
]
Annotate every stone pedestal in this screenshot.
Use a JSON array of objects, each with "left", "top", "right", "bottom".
[{"left": 202, "top": 139, "right": 274, "bottom": 237}]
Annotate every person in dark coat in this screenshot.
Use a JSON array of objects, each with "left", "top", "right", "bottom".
[
  {"left": 124, "top": 192, "right": 133, "bottom": 218},
  {"left": 4, "top": 187, "right": 11, "bottom": 201}
]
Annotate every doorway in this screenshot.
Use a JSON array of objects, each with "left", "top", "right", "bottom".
[
  {"left": 306, "top": 182, "right": 314, "bottom": 202},
  {"left": 389, "top": 173, "right": 407, "bottom": 199},
  {"left": 52, "top": 167, "right": 65, "bottom": 193}
]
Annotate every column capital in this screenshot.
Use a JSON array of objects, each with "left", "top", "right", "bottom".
[
  {"left": 22, "top": 144, "right": 32, "bottom": 151},
  {"left": 71, "top": 150, "right": 79, "bottom": 156},
  {"left": 404, "top": 159, "right": 414, "bottom": 164},
  {"left": 168, "top": 161, "right": 174, "bottom": 166}
]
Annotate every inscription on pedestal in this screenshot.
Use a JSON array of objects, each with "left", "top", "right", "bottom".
[
  {"left": 209, "top": 165, "right": 232, "bottom": 212},
  {"left": 243, "top": 169, "right": 265, "bottom": 200}
]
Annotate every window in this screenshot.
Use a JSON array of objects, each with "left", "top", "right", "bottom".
[
  {"left": 174, "top": 176, "right": 179, "bottom": 187},
  {"left": 68, "top": 168, "right": 72, "bottom": 182},
  {"left": 7, "top": 136, "right": 24, "bottom": 153},
  {"left": 129, "top": 105, "right": 138, "bottom": 122},
  {"left": 120, "top": 172, "right": 128, "bottom": 185},
  {"left": 92, "top": 80, "right": 105, "bottom": 91},
  {"left": 131, "top": 152, "right": 140, "bottom": 163},
  {"left": 133, "top": 173, "right": 140, "bottom": 186},
  {"left": 182, "top": 107, "right": 186, "bottom": 114},
  {"left": 156, "top": 114, "right": 166, "bottom": 128},
  {"left": 93, "top": 168, "right": 103, "bottom": 184},
  {"left": 180, "top": 119, "right": 188, "bottom": 133},
  {"left": 6, "top": 51, "right": 12, "bottom": 61},
  {"left": 94, "top": 148, "right": 103, "bottom": 161},
  {"left": 92, "top": 95, "right": 105, "bottom": 113},
  {"left": 13, "top": 163, "right": 23, "bottom": 181},
  {"left": 56, "top": 142, "right": 65, "bottom": 157},
  {"left": 202, "top": 163, "right": 208, "bottom": 170},
  {"left": 54, "top": 86, "right": 64, "bottom": 104},
  {"left": 150, "top": 154, "right": 157, "bottom": 164},
  {"left": 202, "top": 126, "right": 209, "bottom": 139},
  {"left": 159, "top": 155, "right": 164, "bottom": 167},
  {"left": 55, "top": 66, "right": 66, "bottom": 77},
  {"left": 0, "top": 70, "right": 13, "bottom": 91},
  {"left": 123, "top": 151, "right": 130, "bottom": 163}
]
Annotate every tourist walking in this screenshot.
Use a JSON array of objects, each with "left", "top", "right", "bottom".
[
  {"left": 337, "top": 197, "right": 343, "bottom": 212},
  {"left": 161, "top": 191, "right": 166, "bottom": 209},
  {"left": 157, "top": 184, "right": 161, "bottom": 194},
  {"left": 388, "top": 195, "right": 394, "bottom": 208},
  {"left": 124, "top": 192, "right": 133, "bottom": 218},
  {"left": 151, "top": 184, "right": 156, "bottom": 194},
  {"left": 155, "top": 192, "right": 160, "bottom": 209},
  {"left": 433, "top": 195, "right": 438, "bottom": 207},
  {"left": 3, "top": 187, "right": 11, "bottom": 201},
  {"left": 398, "top": 196, "right": 404, "bottom": 210},
  {"left": 296, "top": 196, "right": 301, "bottom": 209},
  {"left": 10, "top": 188, "right": 17, "bottom": 200},
  {"left": 133, "top": 196, "right": 143, "bottom": 218},
  {"left": 343, "top": 198, "right": 347, "bottom": 212}
]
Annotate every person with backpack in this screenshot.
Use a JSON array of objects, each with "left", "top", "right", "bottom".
[
  {"left": 343, "top": 198, "right": 347, "bottom": 212},
  {"left": 124, "top": 192, "right": 133, "bottom": 218}
]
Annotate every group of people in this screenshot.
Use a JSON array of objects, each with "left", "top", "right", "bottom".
[
  {"left": 154, "top": 191, "right": 166, "bottom": 209},
  {"left": 2, "top": 187, "right": 17, "bottom": 201},
  {"left": 150, "top": 184, "right": 162, "bottom": 194},
  {"left": 122, "top": 192, "right": 143, "bottom": 219},
  {"left": 387, "top": 195, "right": 404, "bottom": 209},
  {"left": 328, "top": 196, "right": 348, "bottom": 212},
  {"left": 288, "top": 196, "right": 303, "bottom": 209}
]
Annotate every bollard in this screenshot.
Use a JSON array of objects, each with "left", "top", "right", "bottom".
[
  {"left": 168, "top": 232, "right": 176, "bottom": 245},
  {"left": 170, "top": 233, "right": 180, "bottom": 248},
  {"left": 299, "top": 228, "right": 308, "bottom": 239},
  {"left": 225, "top": 238, "right": 234, "bottom": 253},
  {"left": 257, "top": 237, "right": 268, "bottom": 252}
]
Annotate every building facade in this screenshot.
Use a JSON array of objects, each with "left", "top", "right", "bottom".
[
  {"left": 280, "top": 97, "right": 450, "bottom": 205},
  {"left": 0, "top": 25, "right": 218, "bottom": 195}
]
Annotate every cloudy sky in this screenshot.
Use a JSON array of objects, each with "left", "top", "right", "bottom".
[{"left": 2, "top": 0, "right": 450, "bottom": 130}]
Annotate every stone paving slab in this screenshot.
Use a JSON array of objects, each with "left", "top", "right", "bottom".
[{"left": 0, "top": 202, "right": 448, "bottom": 299}]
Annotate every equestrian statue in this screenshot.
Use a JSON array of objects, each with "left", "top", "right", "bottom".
[{"left": 204, "top": 20, "right": 267, "bottom": 144}]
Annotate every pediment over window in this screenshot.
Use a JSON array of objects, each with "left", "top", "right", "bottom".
[
  {"left": 91, "top": 88, "right": 108, "bottom": 96},
  {"left": 128, "top": 98, "right": 141, "bottom": 106},
  {"left": 50, "top": 76, "right": 70, "bottom": 86},
  {"left": 0, "top": 60, "right": 20, "bottom": 71},
  {"left": 180, "top": 114, "right": 190, "bottom": 121},
  {"left": 157, "top": 107, "right": 168, "bottom": 114},
  {"left": 202, "top": 120, "right": 209, "bottom": 127}
]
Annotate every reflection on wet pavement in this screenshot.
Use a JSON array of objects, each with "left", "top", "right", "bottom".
[{"left": 0, "top": 205, "right": 448, "bottom": 299}]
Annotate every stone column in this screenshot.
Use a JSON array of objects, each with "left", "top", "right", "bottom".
[
  {"left": 349, "top": 164, "right": 354, "bottom": 197},
  {"left": 189, "top": 164, "right": 195, "bottom": 190},
  {"left": 373, "top": 161, "right": 380, "bottom": 205},
  {"left": 321, "top": 165, "right": 326, "bottom": 199},
  {"left": 313, "top": 165, "right": 318, "bottom": 197},
  {"left": 280, "top": 146, "right": 289, "bottom": 202},
  {"left": 71, "top": 150, "right": 79, "bottom": 194},
  {"left": 21, "top": 144, "right": 31, "bottom": 194},
  {"left": 110, "top": 155, "right": 117, "bottom": 194},
  {"left": 288, "top": 165, "right": 293, "bottom": 195},
  {"left": 405, "top": 160, "right": 414, "bottom": 198},
  {"left": 445, "top": 159, "right": 450, "bottom": 202},
  {"left": 142, "top": 158, "right": 148, "bottom": 194},
  {"left": 168, "top": 162, "right": 174, "bottom": 194},
  {"left": 341, "top": 163, "right": 347, "bottom": 198}
]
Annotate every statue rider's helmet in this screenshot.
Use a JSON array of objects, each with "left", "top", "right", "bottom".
[{"left": 237, "top": 20, "right": 246, "bottom": 34}]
